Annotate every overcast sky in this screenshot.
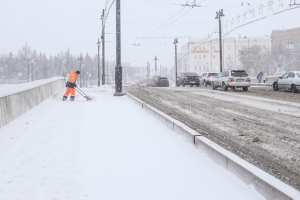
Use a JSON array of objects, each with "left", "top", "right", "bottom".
[{"left": 1, "top": 0, "right": 299, "bottom": 69}]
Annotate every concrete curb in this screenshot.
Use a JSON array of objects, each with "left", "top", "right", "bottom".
[{"left": 126, "top": 92, "right": 300, "bottom": 200}]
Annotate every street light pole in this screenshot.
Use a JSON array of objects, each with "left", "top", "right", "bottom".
[
  {"left": 154, "top": 56, "right": 158, "bottom": 76},
  {"left": 32, "top": 61, "right": 36, "bottom": 81},
  {"left": 101, "top": 9, "right": 106, "bottom": 85},
  {"left": 114, "top": 0, "right": 124, "bottom": 96},
  {"left": 24, "top": 58, "right": 35, "bottom": 82},
  {"left": 174, "top": 38, "right": 178, "bottom": 87},
  {"left": 147, "top": 61, "right": 150, "bottom": 82},
  {"left": 77, "top": 53, "right": 84, "bottom": 87},
  {"left": 215, "top": 9, "right": 225, "bottom": 73},
  {"left": 97, "top": 39, "right": 101, "bottom": 87},
  {"left": 27, "top": 58, "right": 30, "bottom": 82}
]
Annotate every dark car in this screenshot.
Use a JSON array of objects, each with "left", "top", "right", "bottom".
[
  {"left": 153, "top": 76, "right": 169, "bottom": 87},
  {"left": 176, "top": 72, "right": 199, "bottom": 87}
]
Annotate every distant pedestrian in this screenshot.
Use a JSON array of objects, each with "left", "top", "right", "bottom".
[
  {"left": 262, "top": 71, "right": 268, "bottom": 83},
  {"left": 256, "top": 71, "right": 263, "bottom": 83},
  {"left": 62, "top": 70, "right": 80, "bottom": 101}
]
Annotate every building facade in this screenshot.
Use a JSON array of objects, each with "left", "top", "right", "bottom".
[
  {"left": 271, "top": 27, "right": 300, "bottom": 50},
  {"left": 177, "top": 36, "right": 271, "bottom": 75}
]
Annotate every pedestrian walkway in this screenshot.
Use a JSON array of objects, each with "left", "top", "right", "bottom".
[{"left": 0, "top": 86, "right": 264, "bottom": 200}]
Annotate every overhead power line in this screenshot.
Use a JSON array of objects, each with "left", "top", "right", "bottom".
[{"left": 181, "top": 0, "right": 202, "bottom": 7}]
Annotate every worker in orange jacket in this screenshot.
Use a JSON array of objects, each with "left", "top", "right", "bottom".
[{"left": 62, "top": 70, "right": 80, "bottom": 101}]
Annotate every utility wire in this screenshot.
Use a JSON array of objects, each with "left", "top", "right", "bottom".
[{"left": 123, "top": 6, "right": 190, "bottom": 57}]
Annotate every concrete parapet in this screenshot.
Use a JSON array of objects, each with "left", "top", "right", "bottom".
[
  {"left": 0, "top": 77, "right": 65, "bottom": 128},
  {"left": 126, "top": 92, "right": 300, "bottom": 200}
]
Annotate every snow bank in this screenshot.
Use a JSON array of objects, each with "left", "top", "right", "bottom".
[{"left": 0, "top": 77, "right": 65, "bottom": 128}]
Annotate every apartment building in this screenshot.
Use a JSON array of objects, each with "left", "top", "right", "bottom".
[
  {"left": 271, "top": 27, "right": 300, "bottom": 50},
  {"left": 177, "top": 36, "right": 271, "bottom": 75}
]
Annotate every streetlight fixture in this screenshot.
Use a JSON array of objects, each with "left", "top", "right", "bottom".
[
  {"left": 215, "top": 9, "right": 225, "bottom": 73},
  {"left": 173, "top": 38, "right": 178, "bottom": 87},
  {"left": 97, "top": 38, "right": 101, "bottom": 87}
]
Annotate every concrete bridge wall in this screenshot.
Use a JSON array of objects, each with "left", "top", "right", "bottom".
[{"left": 0, "top": 78, "right": 65, "bottom": 128}]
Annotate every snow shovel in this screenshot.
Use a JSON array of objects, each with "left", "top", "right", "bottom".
[{"left": 75, "top": 86, "right": 93, "bottom": 101}]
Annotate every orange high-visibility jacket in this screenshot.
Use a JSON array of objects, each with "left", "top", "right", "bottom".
[{"left": 68, "top": 71, "right": 78, "bottom": 83}]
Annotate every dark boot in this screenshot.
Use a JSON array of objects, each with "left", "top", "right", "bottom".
[
  {"left": 62, "top": 95, "right": 67, "bottom": 101},
  {"left": 70, "top": 96, "right": 75, "bottom": 101}
]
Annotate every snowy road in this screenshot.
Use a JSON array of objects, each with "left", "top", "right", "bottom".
[
  {"left": 0, "top": 86, "right": 264, "bottom": 199},
  {"left": 125, "top": 86, "right": 300, "bottom": 192}
]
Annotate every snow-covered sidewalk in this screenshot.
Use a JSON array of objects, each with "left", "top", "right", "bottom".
[{"left": 0, "top": 86, "right": 265, "bottom": 200}]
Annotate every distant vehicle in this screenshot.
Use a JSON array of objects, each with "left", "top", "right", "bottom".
[
  {"left": 153, "top": 76, "right": 169, "bottom": 87},
  {"left": 272, "top": 71, "right": 300, "bottom": 93},
  {"left": 199, "top": 72, "right": 219, "bottom": 86},
  {"left": 176, "top": 72, "right": 200, "bottom": 87},
  {"left": 211, "top": 69, "right": 251, "bottom": 91},
  {"left": 123, "top": 82, "right": 130, "bottom": 87}
]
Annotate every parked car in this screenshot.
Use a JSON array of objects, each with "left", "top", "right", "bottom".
[
  {"left": 211, "top": 69, "right": 251, "bottom": 91},
  {"left": 153, "top": 76, "right": 169, "bottom": 87},
  {"left": 176, "top": 72, "right": 200, "bottom": 87},
  {"left": 272, "top": 71, "right": 300, "bottom": 93},
  {"left": 200, "top": 72, "right": 219, "bottom": 86}
]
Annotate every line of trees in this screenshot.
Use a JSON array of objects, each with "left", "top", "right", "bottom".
[
  {"left": 0, "top": 43, "right": 100, "bottom": 85},
  {"left": 0, "top": 43, "right": 149, "bottom": 86},
  {"left": 238, "top": 45, "right": 300, "bottom": 76}
]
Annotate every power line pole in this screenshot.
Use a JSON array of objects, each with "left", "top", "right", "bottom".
[
  {"left": 77, "top": 53, "right": 84, "bottom": 87},
  {"left": 215, "top": 9, "right": 225, "bottom": 73},
  {"left": 154, "top": 56, "right": 158, "bottom": 76},
  {"left": 114, "top": 0, "right": 124, "bottom": 96},
  {"left": 97, "top": 39, "right": 101, "bottom": 87},
  {"left": 101, "top": 9, "right": 106, "bottom": 85},
  {"left": 147, "top": 61, "right": 150, "bottom": 82},
  {"left": 174, "top": 38, "right": 178, "bottom": 87}
]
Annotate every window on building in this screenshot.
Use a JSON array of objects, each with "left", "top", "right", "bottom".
[
  {"left": 198, "top": 66, "right": 201, "bottom": 71},
  {"left": 198, "top": 55, "right": 201, "bottom": 60},
  {"left": 202, "top": 46, "right": 206, "bottom": 50},
  {"left": 287, "top": 38, "right": 294, "bottom": 49},
  {"left": 236, "top": 45, "right": 240, "bottom": 50},
  {"left": 212, "top": 46, "right": 215, "bottom": 51},
  {"left": 197, "top": 46, "right": 201, "bottom": 50},
  {"left": 194, "top": 55, "right": 197, "bottom": 59},
  {"left": 194, "top": 66, "right": 197, "bottom": 71},
  {"left": 228, "top": 44, "right": 231, "bottom": 50},
  {"left": 228, "top": 54, "right": 232, "bottom": 59},
  {"left": 203, "top": 55, "right": 206, "bottom": 59}
]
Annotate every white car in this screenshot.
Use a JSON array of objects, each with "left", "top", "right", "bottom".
[
  {"left": 272, "top": 71, "right": 300, "bottom": 93},
  {"left": 199, "top": 72, "right": 219, "bottom": 86},
  {"left": 211, "top": 69, "right": 251, "bottom": 91}
]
